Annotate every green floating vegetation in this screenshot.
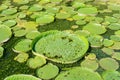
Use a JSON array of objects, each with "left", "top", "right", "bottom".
[
  {"left": 13, "top": 39, "right": 32, "bottom": 52},
  {"left": 110, "top": 41, "right": 120, "bottom": 50},
  {"left": 4, "top": 74, "right": 41, "bottom": 80},
  {"left": 13, "top": 29, "right": 27, "bottom": 37},
  {"left": 74, "top": 30, "right": 90, "bottom": 37},
  {"left": 112, "top": 52, "right": 120, "bottom": 61},
  {"left": 99, "top": 58, "right": 119, "bottom": 70},
  {"left": 87, "top": 35, "right": 103, "bottom": 47},
  {"left": 102, "top": 71, "right": 120, "bottom": 80},
  {"left": 1, "top": 8, "right": 17, "bottom": 15},
  {"left": 0, "top": 25, "right": 12, "bottom": 44},
  {"left": 3, "top": 20, "right": 17, "bottom": 27},
  {"left": 55, "top": 67, "right": 102, "bottom": 80},
  {"left": 83, "top": 22, "right": 106, "bottom": 34},
  {"left": 115, "top": 30, "right": 120, "bottom": 35},
  {"left": 27, "top": 56, "right": 46, "bottom": 69},
  {"left": 101, "top": 47, "right": 114, "bottom": 56},
  {"left": 14, "top": 52, "right": 29, "bottom": 63},
  {"left": 105, "top": 16, "right": 118, "bottom": 23},
  {"left": 28, "top": 4, "right": 43, "bottom": 12},
  {"left": 110, "top": 35, "right": 120, "bottom": 42},
  {"left": 32, "top": 30, "right": 89, "bottom": 64},
  {"left": 13, "top": 0, "right": 30, "bottom": 5},
  {"left": 78, "top": 7, "right": 98, "bottom": 15},
  {"left": 36, "top": 63, "right": 59, "bottom": 79},
  {"left": 108, "top": 23, "right": 120, "bottom": 30},
  {"left": 102, "top": 39, "right": 114, "bottom": 47},
  {"left": 0, "top": 46, "right": 4, "bottom": 58}
]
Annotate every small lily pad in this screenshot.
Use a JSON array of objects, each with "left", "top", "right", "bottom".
[
  {"left": 101, "top": 48, "right": 114, "bottom": 56},
  {"left": 108, "top": 3, "right": 120, "bottom": 11},
  {"left": 55, "top": 67, "right": 102, "bottom": 80},
  {"left": 46, "top": 7, "right": 60, "bottom": 14},
  {"left": 99, "top": 58, "right": 119, "bottom": 70},
  {"left": 18, "top": 12, "right": 26, "bottom": 18},
  {"left": 50, "top": 0, "right": 62, "bottom": 3},
  {"left": 105, "top": 16, "right": 118, "bottom": 23},
  {"left": 1, "top": 8, "right": 17, "bottom": 15},
  {"left": 108, "top": 23, "right": 120, "bottom": 30},
  {"left": 25, "top": 31, "right": 40, "bottom": 39},
  {"left": 72, "top": 2, "right": 85, "bottom": 8},
  {"left": 83, "top": 22, "right": 106, "bottom": 34},
  {"left": 103, "top": 39, "right": 114, "bottom": 47},
  {"left": 76, "top": 20, "right": 86, "bottom": 25},
  {"left": 28, "top": 4, "right": 43, "bottom": 12},
  {"left": 0, "top": 4, "right": 8, "bottom": 11},
  {"left": 74, "top": 30, "right": 90, "bottom": 37},
  {"left": 72, "top": 14, "right": 86, "bottom": 20},
  {"left": 14, "top": 52, "right": 29, "bottom": 63},
  {"left": 115, "top": 30, "right": 120, "bottom": 35},
  {"left": 0, "top": 46, "right": 4, "bottom": 58},
  {"left": 87, "top": 35, "right": 103, "bottom": 47},
  {"left": 14, "top": 39, "right": 32, "bottom": 52},
  {"left": 36, "top": 15, "right": 54, "bottom": 25},
  {"left": 78, "top": 7, "right": 98, "bottom": 15},
  {"left": 4, "top": 74, "right": 41, "bottom": 80},
  {"left": 81, "top": 59, "right": 99, "bottom": 71},
  {"left": 36, "top": 63, "right": 59, "bottom": 79},
  {"left": 110, "top": 35, "right": 120, "bottom": 42},
  {"left": 3, "top": 20, "right": 17, "bottom": 27},
  {"left": 110, "top": 41, "right": 120, "bottom": 50},
  {"left": 14, "top": 29, "right": 27, "bottom": 37},
  {"left": 27, "top": 56, "right": 46, "bottom": 69},
  {"left": 56, "top": 12, "right": 71, "bottom": 19},
  {"left": 112, "top": 52, "right": 120, "bottom": 60},
  {"left": 0, "top": 25, "right": 12, "bottom": 44},
  {"left": 102, "top": 71, "right": 120, "bottom": 80},
  {"left": 13, "top": 0, "right": 29, "bottom": 4}
]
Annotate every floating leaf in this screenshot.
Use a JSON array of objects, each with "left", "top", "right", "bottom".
[
  {"left": 81, "top": 59, "right": 99, "bottom": 71},
  {"left": 112, "top": 52, "right": 120, "bottom": 60},
  {"left": 87, "top": 35, "right": 103, "bottom": 47},
  {"left": 32, "top": 30, "right": 89, "bottom": 64},
  {"left": 101, "top": 47, "right": 114, "bottom": 56},
  {"left": 25, "top": 31, "right": 40, "bottom": 39},
  {"left": 1, "top": 8, "right": 17, "bottom": 15},
  {"left": 110, "top": 41, "right": 120, "bottom": 50},
  {"left": 105, "top": 16, "right": 118, "bottom": 23},
  {"left": 73, "top": 14, "right": 86, "bottom": 20},
  {"left": 108, "top": 23, "right": 120, "bottom": 30},
  {"left": 78, "top": 7, "right": 98, "bottom": 15},
  {"left": 14, "top": 39, "right": 32, "bottom": 52},
  {"left": 102, "top": 71, "right": 120, "bottom": 80},
  {"left": 14, "top": 29, "right": 27, "bottom": 37},
  {"left": 14, "top": 52, "right": 29, "bottom": 63},
  {"left": 3, "top": 20, "right": 17, "bottom": 27},
  {"left": 13, "top": 0, "right": 29, "bottom": 4},
  {"left": 4, "top": 74, "right": 41, "bottom": 80},
  {"left": 83, "top": 23, "right": 106, "bottom": 34},
  {"left": 56, "top": 12, "right": 71, "bottom": 19},
  {"left": 76, "top": 20, "right": 86, "bottom": 25},
  {"left": 110, "top": 35, "right": 120, "bottom": 42},
  {"left": 27, "top": 56, "right": 46, "bottom": 69},
  {"left": 36, "top": 63, "right": 59, "bottom": 79},
  {"left": 72, "top": 2, "right": 85, "bottom": 8},
  {"left": 103, "top": 39, "right": 114, "bottom": 47},
  {"left": 108, "top": 3, "right": 120, "bottom": 11},
  {"left": 0, "top": 47, "right": 4, "bottom": 58},
  {"left": 99, "top": 58, "right": 119, "bottom": 70},
  {"left": 28, "top": 4, "right": 43, "bottom": 12},
  {"left": 36, "top": 15, "right": 54, "bottom": 25},
  {"left": 55, "top": 67, "right": 102, "bottom": 80},
  {"left": 0, "top": 4, "right": 8, "bottom": 11},
  {"left": 0, "top": 25, "right": 12, "bottom": 44},
  {"left": 115, "top": 30, "right": 120, "bottom": 35}
]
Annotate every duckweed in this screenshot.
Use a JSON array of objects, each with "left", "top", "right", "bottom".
[{"left": 36, "top": 63, "right": 59, "bottom": 79}]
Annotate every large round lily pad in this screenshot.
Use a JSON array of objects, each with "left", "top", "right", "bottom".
[
  {"left": 32, "top": 30, "right": 89, "bottom": 64},
  {"left": 4, "top": 74, "right": 41, "bottom": 80},
  {"left": 0, "top": 25, "right": 12, "bottom": 44},
  {"left": 55, "top": 67, "right": 102, "bottom": 80}
]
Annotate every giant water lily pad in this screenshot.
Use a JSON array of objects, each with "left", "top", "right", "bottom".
[
  {"left": 4, "top": 74, "right": 41, "bottom": 80},
  {"left": 83, "top": 23, "right": 106, "bottom": 34},
  {"left": 78, "top": 7, "right": 98, "bottom": 15},
  {"left": 99, "top": 58, "right": 119, "bottom": 70},
  {"left": 36, "top": 63, "right": 59, "bottom": 79},
  {"left": 32, "top": 30, "right": 89, "bottom": 64},
  {"left": 55, "top": 67, "right": 102, "bottom": 80},
  {"left": 102, "top": 71, "right": 120, "bottom": 80},
  {"left": 0, "top": 25, "right": 12, "bottom": 44}
]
